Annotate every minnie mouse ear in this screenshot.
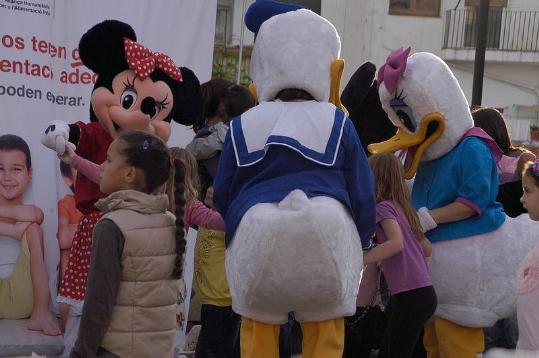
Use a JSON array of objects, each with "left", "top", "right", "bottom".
[
  {"left": 168, "top": 67, "right": 204, "bottom": 126},
  {"left": 341, "top": 62, "right": 377, "bottom": 113},
  {"left": 341, "top": 62, "right": 396, "bottom": 155},
  {"left": 78, "top": 20, "right": 136, "bottom": 76}
]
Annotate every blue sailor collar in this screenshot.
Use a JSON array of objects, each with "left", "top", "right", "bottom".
[{"left": 230, "top": 101, "right": 346, "bottom": 167}]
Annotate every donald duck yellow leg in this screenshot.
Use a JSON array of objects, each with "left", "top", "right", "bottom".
[
  {"left": 370, "top": 48, "right": 538, "bottom": 358},
  {"left": 240, "top": 318, "right": 279, "bottom": 358},
  {"left": 240, "top": 318, "right": 344, "bottom": 358}
]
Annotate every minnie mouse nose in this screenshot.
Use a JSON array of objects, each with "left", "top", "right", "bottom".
[{"left": 141, "top": 97, "right": 157, "bottom": 118}]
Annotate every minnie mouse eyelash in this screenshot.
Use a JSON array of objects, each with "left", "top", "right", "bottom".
[
  {"left": 160, "top": 93, "right": 169, "bottom": 110},
  {"left": 122, "top": 76, "right": 136, "bottom": 91}
]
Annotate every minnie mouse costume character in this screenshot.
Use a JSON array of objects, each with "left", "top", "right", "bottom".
[{"left": 41, "top": 20, "right": 202, "bottom": 310}]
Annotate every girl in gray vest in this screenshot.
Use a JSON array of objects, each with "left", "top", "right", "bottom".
[{"left": 71, "top": 131, "right": 186, "bottom": 358}]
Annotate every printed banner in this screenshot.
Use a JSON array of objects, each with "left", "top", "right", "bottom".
[{"left": 0, "top": 0, "right": 215, "bottom": 348}]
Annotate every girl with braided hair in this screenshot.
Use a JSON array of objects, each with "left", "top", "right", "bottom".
[
  {"left": 56, "top": 133, "right": 225, "bottom": 356},
  {"left": 68, "top": 131, "right": 207, "bottom": 357}
]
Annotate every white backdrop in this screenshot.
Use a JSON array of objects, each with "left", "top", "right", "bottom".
[{"left": 0, "top": 0, "right": 216, "bottom": 315}]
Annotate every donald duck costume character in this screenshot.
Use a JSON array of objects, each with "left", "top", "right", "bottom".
[
  {"left": 369, "top": 48, "right": 538, "bottom": 358},
  {"left": 213, "top": 2, "right": 376, "bottom": 357}
]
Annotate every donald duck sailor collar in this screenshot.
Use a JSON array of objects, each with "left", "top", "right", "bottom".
[{"left": 230, "top": 101, "right": 346, "bottom": 167}]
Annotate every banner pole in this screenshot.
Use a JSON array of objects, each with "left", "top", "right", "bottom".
[{"left": 236, "top": 0, "right": 247, "bottom": 84}]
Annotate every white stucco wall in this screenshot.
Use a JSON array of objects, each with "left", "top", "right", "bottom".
[
  {"left": 509, "top": 0, "right": 539, "bottom": 11},
  {"left": 449, "top": 62, "right": 539, "bottom": 107}
]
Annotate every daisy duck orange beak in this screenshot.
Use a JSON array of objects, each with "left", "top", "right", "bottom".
[{"left": 368, "top": 112, "right": 445, "bottom": 179}]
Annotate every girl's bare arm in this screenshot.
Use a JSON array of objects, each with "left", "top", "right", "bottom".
[{"left": 363, "top": 219, "right": 404, "bottom": 265}]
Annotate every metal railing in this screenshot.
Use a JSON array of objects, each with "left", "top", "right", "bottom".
[{"left": 443, "top": 8, "right": 539, "bottom": 52}]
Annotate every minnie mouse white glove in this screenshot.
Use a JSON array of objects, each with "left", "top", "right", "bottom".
[
  {"left": 417, "top": 207, "right": 437, "bottom": 233},
  {"left": 41, "top": 120, "right": 76, "bottom": 155}
]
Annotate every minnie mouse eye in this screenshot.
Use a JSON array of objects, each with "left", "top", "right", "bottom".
[{"left": 121, "top": 90, "right": 137, "bottom": 110}]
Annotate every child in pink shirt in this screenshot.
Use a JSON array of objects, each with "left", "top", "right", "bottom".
[
  {"left": 516, "top": 159, "right": 539, "bottom": 352},
  {"left": 364, "top": 153, "right": 436, "bottom": 358}
]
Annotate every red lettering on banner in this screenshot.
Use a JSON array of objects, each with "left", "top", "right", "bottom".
[
  {"left": 15, "top": 37, "right": 24, "bottom": 50},
  {"left": 60, "top": 68, "right": 97, "bottom": 84},
  {"left": 1, "top": 34, "right": 25, "bottom": 50},
  {"left": 0, "top": 58, "right": 53, "bottom": 79},
  {"left": 80, "top": 72, "right": 92, "bottom": 84},
  {"left": 0, "top": 59, "right": 10, "bottom": 71},
  {"left": 42, "top": 66, "right": 52, "bottom": 79},
  {"left": 71, "top": 48, "right": 79, "bottom": 61},
  {"left": 0, "top": 34, "right": 95, "bottom": 83},
  {"left": 31, "top": 36, "right": 67, "bottom": 59}
]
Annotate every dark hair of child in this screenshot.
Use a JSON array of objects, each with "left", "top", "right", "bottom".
[
  {"left": 472, "top": 107, "right": 527, "bottom": 156},
  {"left": 194, "top": 78, "right": 235, "bottom": 131},
  {"left": 523, "top": 161, "right": 539, "bottom": 187},
  {"left": 473, "top": 107, "right": 536, "bottom": 217},
  {"left": 0, "top": 134, "right": 32, "bottom": 168},
  {"left": 275, "top": 88, "right": 315, "bottom": 102},
  {"left": 116, "top": 131, "right": 186, "bottom": 278},
  {"left": 223, "top": 84, "right": 256, "bottom": 120}
]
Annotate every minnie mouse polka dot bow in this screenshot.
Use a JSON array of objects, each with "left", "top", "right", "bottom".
[{"left": 124, "top": 38, "right": 183, "bottom": 82}]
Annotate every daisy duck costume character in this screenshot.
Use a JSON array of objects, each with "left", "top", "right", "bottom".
[
  {"left": 213, "top": 4, "right": 376, "bottom": 358},
  {"left": 369, "top": 47, "right": 538, "bottom": 358},
  {"left": 40, "top": 20, "right": 202, "bottom": 313}
]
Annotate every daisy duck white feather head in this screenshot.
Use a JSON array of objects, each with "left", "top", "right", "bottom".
[
  {"left": 250, "top": 8, "right": 343, "bottom": 105},
  {"left": 369, "top": 48, "right": 474, "bottom": 178}
]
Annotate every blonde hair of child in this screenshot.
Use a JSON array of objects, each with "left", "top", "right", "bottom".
[
  {"left": 169, "top": 147, "right": 200, "bottom": 203},
  {"left": 368, "top": 153, "right": 425, "bottom": 241}
]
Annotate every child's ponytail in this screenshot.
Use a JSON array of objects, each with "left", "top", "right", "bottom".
[{"left": 172, "top": 158, "right": 187, "bottom": 279}]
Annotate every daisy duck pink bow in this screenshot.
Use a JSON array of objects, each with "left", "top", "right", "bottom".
[
  {"left": 123, "top": 38, "right": 183, "bottom": 82},
  {"left": 377, "top": 47, "right": 411, "bottom": 95}
]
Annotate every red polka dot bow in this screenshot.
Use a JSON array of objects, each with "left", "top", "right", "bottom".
[{"left": 123, "top": 38, "right": 183, "bottom": 82}]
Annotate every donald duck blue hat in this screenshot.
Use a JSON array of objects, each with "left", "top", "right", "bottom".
[{"left": 245, "top": 0, "right": 303, "bottom": 34}]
